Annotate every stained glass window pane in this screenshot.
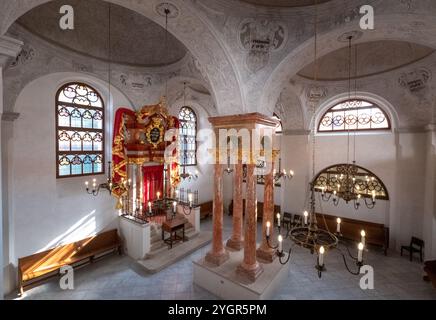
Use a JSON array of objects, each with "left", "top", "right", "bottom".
[
  {"left": 178, "top": 106, "right": 197, "bottom": 166},
  {"left": 56, "top": 83, "right": 104, "bottom": 178}
]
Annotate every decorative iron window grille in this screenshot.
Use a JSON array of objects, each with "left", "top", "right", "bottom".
[
  {"left": 56, "top": 82, "right": 105, "bottom": 178},
  {"left": 318, "top": 99, "right": 391, "bottom": 132},
  {"left": 178, "top": 106, "right": 197, "bottom": 166}
]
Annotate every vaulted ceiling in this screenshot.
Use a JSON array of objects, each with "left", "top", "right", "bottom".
[
  {"left": 298, "top": 40, "right": 434, "bottom": 81},
  {"left": 17, "top": 0, "right": 188, "bottom": 67},
  {"left": 239, "top": 0, "right": 331, "bottom": 7}
]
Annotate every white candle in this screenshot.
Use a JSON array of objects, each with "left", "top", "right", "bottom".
[
  {"left": 188, "top": 193, "right": 193, "bottom": 206},
  {"left": 372, "top": 191, "right": 376, "bottom": 202},
  {"left": 303, "top": 211, "right": 309, "bottom": 225},
  {"left": 266, "top": 221, "right": 271, "bottom": 237},
  {"left": 290, "top": 170, "right": 294, "bottom": 177},
  {"left": 276, "top": 213, "right": 281, "bottom": 227},
  {"left": 358, "top": 242, "right": 364, "bottom": 262},
  {"left": 278, "top": 235, "right": 283, "bottom": 253},
  {"left": 319, "top": 246, "right": 325, "bottom": 266},
  {"left": 157, "top": 192, "right": 161, "bottom": 200},
  {"left": 148, "top": 201, "right": 152, "bottom": 213},
  {"left": 85, "top": 181, "right": 89, "bottom": 188},
  {"left": 321, "top": 187, "right": 325, "bottom": 195},
  {"left": 361, "top": 230, "right": 366, "bottom": 247},
  {"left": 336, "top": 218, "right": 341, "bottom": 233},
  {"left": 175, "top": 189, "right": 179, "bottom": 200},
  {"left": 173, "top": 201, "right": 177, "bottom": 214}
]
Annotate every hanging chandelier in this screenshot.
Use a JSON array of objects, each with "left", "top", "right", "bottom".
[
  {"left": 263, "top": 1, "right": 366, "bottom": 278},
  {"left": 312, "top": 35, "right": 382, "bottom": 210}
]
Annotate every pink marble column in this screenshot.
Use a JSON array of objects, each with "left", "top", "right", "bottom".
[
  {"left": 226, "top": 159, "right": 244, "bottom": 250},
  {"left": 257, "top": 162, "right": 276, "bottom": 262},
  {"left": 205, "top": 163, "right": 229, "bottom": 266},
  {"left": 237, "top": 164, "right": 263, "bottom": 282}
]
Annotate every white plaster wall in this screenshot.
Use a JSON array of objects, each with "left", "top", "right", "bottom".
[
  {"left": 5, "top": 72, "right": 133, "bottom": 292},
  {"left": 278, "top": 131, "right": 428, "bottom": 253}
]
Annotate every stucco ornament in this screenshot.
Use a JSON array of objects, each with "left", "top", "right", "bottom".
[
  {"left": 239, "top": 18, "right": 287, "bottom": 73},
  {"left": 399, "top": 67, "right": 432, "bottom": 96},
  {"left": 120, "top": 73, "right": 154, "bottom": 90},
  {"left": 10, "top": 45, "right": 35, "bottom": 68},
  {"left": 307, "top": 86, "right": 328, "bottom": 103}
]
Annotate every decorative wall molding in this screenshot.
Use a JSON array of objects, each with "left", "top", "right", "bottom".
[
  {"left": 1, "top": 112, "right": 20, "bottom": 122},
  {"left": 0, "top": 35, "right": 23, "bottom": 66},
  {"left": 239, "top": 18, "right": 287, "bottom": 73}
]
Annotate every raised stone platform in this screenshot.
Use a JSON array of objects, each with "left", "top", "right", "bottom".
[
  {"left": 137, "top": 231, "right": 211, "bottom": 273},
  {"left": 193, "top": 248, "right": 289, "bottom": 300}
]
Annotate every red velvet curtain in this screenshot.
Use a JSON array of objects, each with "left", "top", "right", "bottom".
[{"left": 142, "top": 165, "right": 164, "bottom": 203}]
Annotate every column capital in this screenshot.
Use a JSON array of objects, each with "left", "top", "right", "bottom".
[{"left": 0, "top": 35, "right": 23, "bottom": 68}]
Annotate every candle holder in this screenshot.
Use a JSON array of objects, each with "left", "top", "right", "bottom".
[{"left": 315, "top": 262, "right": 326, "bottom": 279}]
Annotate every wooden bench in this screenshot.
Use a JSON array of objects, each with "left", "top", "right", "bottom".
[
  {"left": 317, "top": 213, "right": 389, "bottom": 255},
  {"left": 228, "top": 199, "right": 280, "bottom": 221},
  {"left": 424, "top": 260, "right": 436, "bottom": 288},
  {"left": 199, "top": 200, "right": 213, "bottom": 219},
  {"left": 18, "top": 229, "right": 122, "bottom": 295}
]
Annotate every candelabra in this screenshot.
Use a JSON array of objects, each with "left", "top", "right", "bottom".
[
  {"left": 273, "top": 158, "right": 294, "bottom": 182},
  {"left": 317, "top": 162, "right": 378, "bottom": 210},
  {"left": 180, "top": 154, "right": 199, "bottom": 181},
  {"left": 265, "top": 184, "right": 365, "bottom": 278},
  {"left": 85, "top": 161, "right": 120, "bottom": 196}
]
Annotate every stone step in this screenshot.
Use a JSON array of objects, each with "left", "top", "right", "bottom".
[{"left": 148, "top": 228, "right": 199, "bottom": 257}]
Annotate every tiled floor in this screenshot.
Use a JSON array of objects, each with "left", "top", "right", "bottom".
[{"left": 9, "top": 215, "right": 436, "bottom": 300}]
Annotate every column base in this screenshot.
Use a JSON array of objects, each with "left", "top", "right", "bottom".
[
  {"left": 226, "top": 238, "right": 244, "bottom": 251},
  {"left": 205, "top": 249, "right": 230, "bottom": 267},
  {"left": 236, "top": 262, "right": 264, "bottom": 283},
  {"left": 256, "top": 247, "right": 276, "bottom": 263}
]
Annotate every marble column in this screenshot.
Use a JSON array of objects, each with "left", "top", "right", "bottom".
[
  {"left": 226, "top": 159, "right": 243, "bottom": 250},
  {"left": 257, "top": 162, "right": 276, "bottom": 262},
  {"left": 0, "top": 35, "right": 23, "bottom": 300},
  {"left": 237, "top": 164, "right": 263, "bottom": 282},
  {"left": 205, "top": 163, "right": 229, "bottom": 266}
]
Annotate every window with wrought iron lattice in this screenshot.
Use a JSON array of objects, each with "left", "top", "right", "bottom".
[
  {"left": 178, "top": 106, "right": 197, "bottom": 166},
  {"left": 318, "top": 99, "right": 391, "bottom": 133},
  {"left": 56, "top": 83, "right": 105, "bottom": 178}
]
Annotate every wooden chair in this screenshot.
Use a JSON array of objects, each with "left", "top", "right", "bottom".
[{"left": 401, "top": 237, "right": 424, "bottom": 262}]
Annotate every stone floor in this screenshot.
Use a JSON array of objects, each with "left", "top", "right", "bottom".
[{"left": 9, "top": 215, "right": 436, "bottom": 300}]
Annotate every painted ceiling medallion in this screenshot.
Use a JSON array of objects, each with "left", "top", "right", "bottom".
[
  {"left": 337, "top": 30, "right": 363, "bottom": 43},
  {"left": 155, "top": 2, "right": 179, "bottom": 18}
]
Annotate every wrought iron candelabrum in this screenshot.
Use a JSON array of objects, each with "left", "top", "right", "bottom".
[
  {"left": 265, "top": 184, "right": 365, "bottom": 278},
  {"left": 317, "top": 162, "right": 377, "bottom": 210},
  {"left": 273, "top": 158, "right": 294, "bottom": 182},
  {"left": 85, "top": 161, "right": 118, "bottom": 196}
]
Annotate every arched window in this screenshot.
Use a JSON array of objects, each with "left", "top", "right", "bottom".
[
  {"left": 273, "top": 112, "right": 283, "bottom": 134},
  {"left": 56, "top": 83, "right": 105, "bottom": 178},
  {"left": 178, "top": 106, "right": 197, "bottom": 166},
  {"left": 318, "top": 99, "right": 391, "bottom": 133}
]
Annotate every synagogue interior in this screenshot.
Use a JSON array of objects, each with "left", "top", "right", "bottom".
[{"left": 0, "top": 0, "right": 435, "bottom": 301}]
